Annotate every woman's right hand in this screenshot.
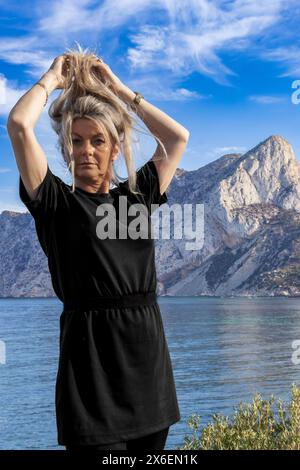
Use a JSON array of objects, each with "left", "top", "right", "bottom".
[{"left": 45, "top": 55, "right": 70, "bottom": 90}]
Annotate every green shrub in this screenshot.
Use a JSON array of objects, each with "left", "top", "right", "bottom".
[{"left": 177, "top": 384, "right": 300, "bottom": 450}]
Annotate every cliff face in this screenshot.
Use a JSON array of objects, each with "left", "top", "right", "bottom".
[
  {"left": 0, "top": 211, "right": 55, "bottom": 297},
  {"left": 1, "top": 135, "right": 300, "bottom": 297},
  {"left": 154, "top": 135, "right": 300, "bottom": 297}
]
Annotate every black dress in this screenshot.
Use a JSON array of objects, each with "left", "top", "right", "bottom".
[{"left": 19, "top": 159, "right": 181, "bottom": 446}]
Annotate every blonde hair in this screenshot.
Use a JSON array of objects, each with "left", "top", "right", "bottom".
[{"left": 48, "top": 42, "right": 168, "bottom": 194}]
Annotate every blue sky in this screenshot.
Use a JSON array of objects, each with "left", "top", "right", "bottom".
[{"left": 1, "top": 0, "right": 300, "bottom": 212}]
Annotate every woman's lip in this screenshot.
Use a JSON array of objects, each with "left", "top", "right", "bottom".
[{"left": 80, "top": 163, "right": 96, "bottom": 166}]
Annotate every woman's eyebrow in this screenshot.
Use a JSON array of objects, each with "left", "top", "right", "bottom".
[{"left": 72, "top": 132, "right": 105, "bottom": 137}]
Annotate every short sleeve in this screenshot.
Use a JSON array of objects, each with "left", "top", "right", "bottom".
[
  {"left": 133, "top": 160, "right": 168, "bottom": 214},
  {"left": 19, "top": 164, "right": 64, "bottom": 217},
  {"left": 19, "top": 164, "right": 69, "bottom": 256}
]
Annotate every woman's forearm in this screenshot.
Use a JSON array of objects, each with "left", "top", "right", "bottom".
[
  {"left": 7, "top": 71, "right": 58, "bottom": 130},
  {"left": 117, "top": 85, "right": 190, "bottom": 143}
]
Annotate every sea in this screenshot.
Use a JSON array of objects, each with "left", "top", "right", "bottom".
[{"left": 0, "top": 296, "right": 299, "bottom": 450}]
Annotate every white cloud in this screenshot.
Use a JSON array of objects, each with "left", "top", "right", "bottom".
[
  {"left": 38, "top": 0, "right": 96, "bottom": 34},
  {"left": 37, "top": 0, "right": 154, "bottom": 34},
  {"left": 0, "top": 0, "right": 297, "bottom": 90},
  {"left": 0, "top": 0, "right": 294, "bottom": 86},
  {"left": 210, "top": 146, "right": 247, "bottom": 157},
  {"left": 126, "top": 0, "right": 288, "bottom": 84},
  {"left": 249, "top": 95, "right": 286, "bottom": 104},
  {"left": 123, "top": 74, "right": 207, "bottom": 101},
  {"left": 175, "top": 88, "right": 205, "bottom": 99},
  {"left": 0, "top": 40, "right": 57, "bottom": 79},
  {"left": 262, "top": 46, "right": 300, "bottom": 78}
]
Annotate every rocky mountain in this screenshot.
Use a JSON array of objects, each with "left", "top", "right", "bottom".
[
  {"left": 0, "top": 211, "right": 56, "bottom": 297},
  {"left": 1, "top": 134, "right": 300, "bottom": 297},
  {"left": 155, "top": 135, "right": 300, "bottom": 296}
]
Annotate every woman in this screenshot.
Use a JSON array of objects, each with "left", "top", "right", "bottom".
[{"left": 7, "top": 44, "right": 189, "bottom": 452}]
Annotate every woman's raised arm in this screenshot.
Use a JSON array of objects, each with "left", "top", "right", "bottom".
[{"left": 6, "top": 57, "right": 66, "bottom": 200}]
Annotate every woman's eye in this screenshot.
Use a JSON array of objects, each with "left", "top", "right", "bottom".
[{"left": 72, "top": 139, "right": 104, "bottom": 144}]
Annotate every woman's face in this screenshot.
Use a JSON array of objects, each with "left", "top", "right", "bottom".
[{"left": 71, "top": 117, "right": 119, "bottom": 193}]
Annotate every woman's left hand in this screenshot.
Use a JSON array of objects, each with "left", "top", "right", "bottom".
[{"left": 91, "top": 55, "right": 125, "bottom": 94}]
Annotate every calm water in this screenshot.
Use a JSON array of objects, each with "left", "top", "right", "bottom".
[{"left": 0, "top": 296, "right": 300, "bottom": 450}]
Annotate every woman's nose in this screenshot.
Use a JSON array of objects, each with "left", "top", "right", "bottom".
[{"left": 81, "top": 141, "right": 94, "bottom": 155}]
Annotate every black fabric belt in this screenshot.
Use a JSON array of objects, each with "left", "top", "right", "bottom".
[{"left": 63, "top": 291, "right": 158, "bottom": 311}]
